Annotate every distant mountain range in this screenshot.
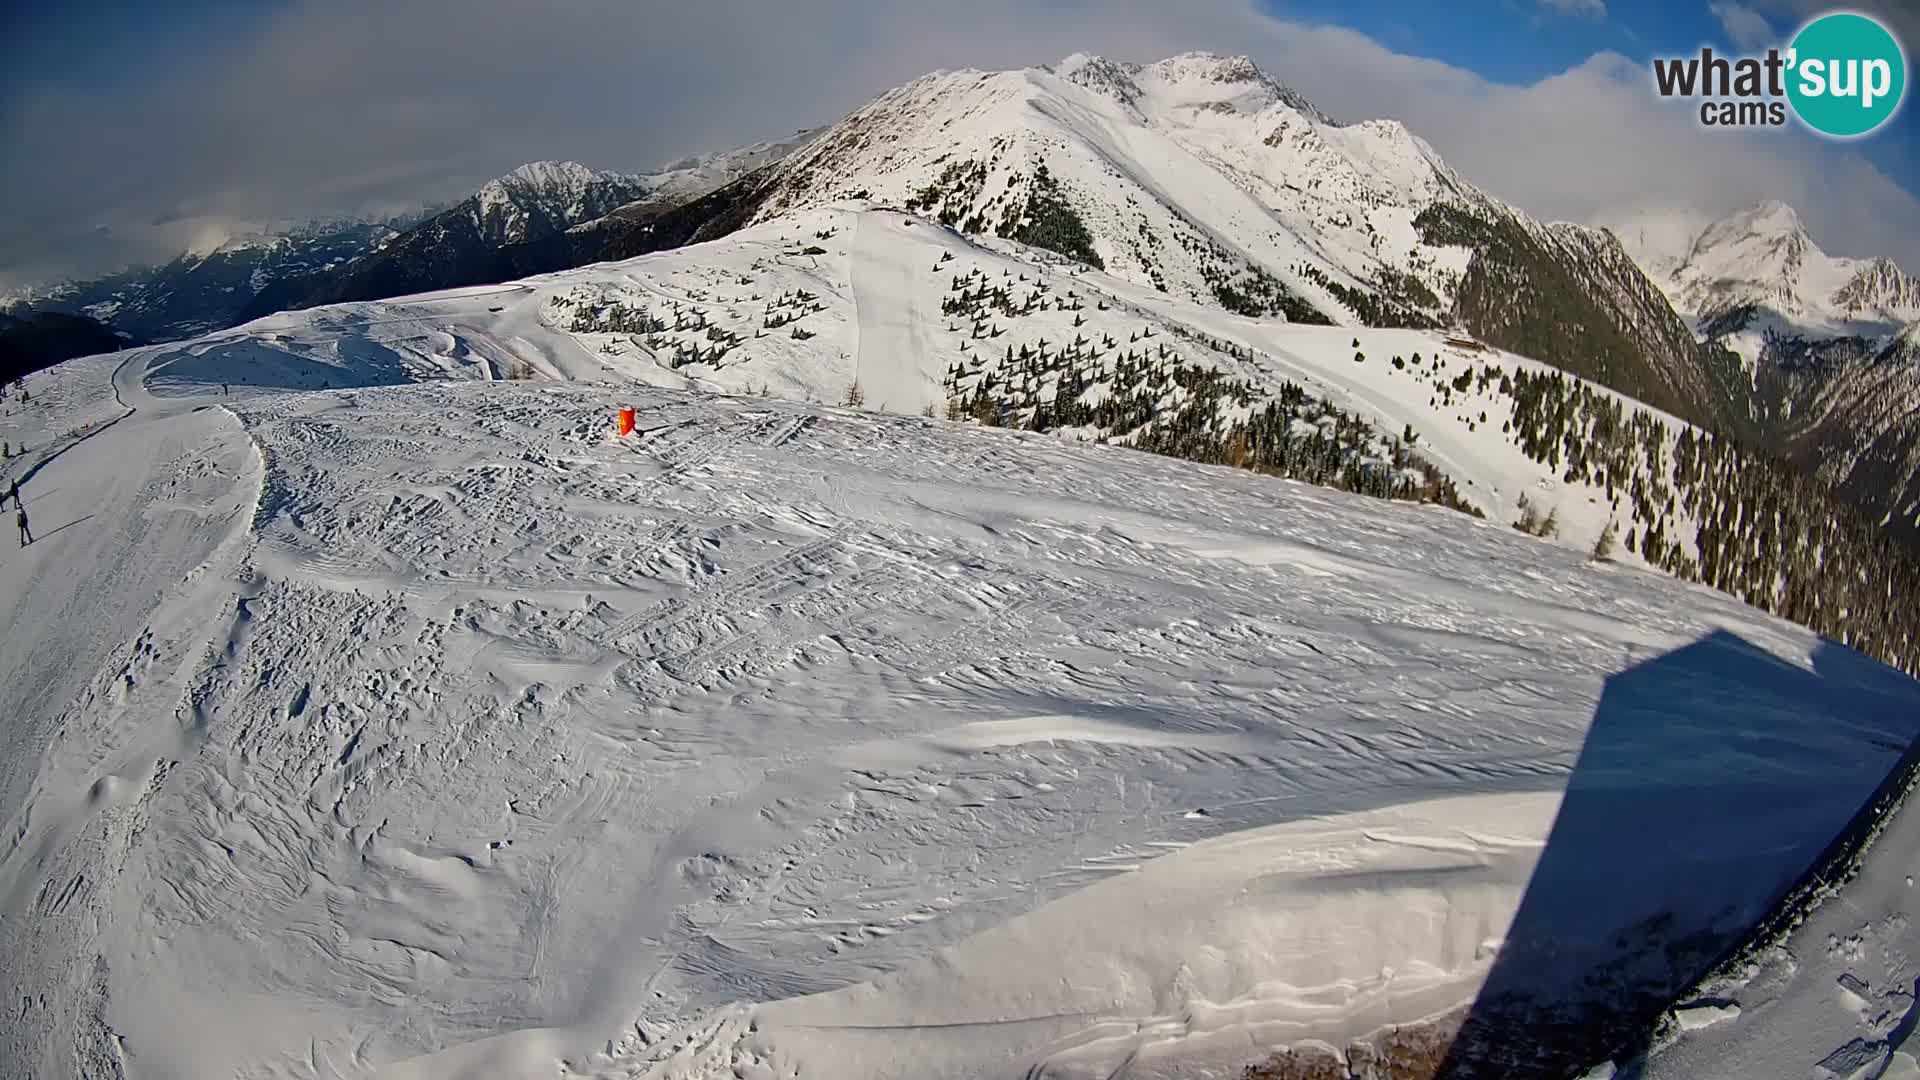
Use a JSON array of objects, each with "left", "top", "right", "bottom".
[
  {"left": 241, "top": 135, "right": 822, "bottom": 318},
  {"left": 0, "top": 216, "right": 426, "bottom": 343},
  {"left": 1602, "top": 200, "right": 1920, "bottom": 346},
  {"left": 9, "top": 51, "right": 1920, "bottom": 544},
  {"left": 1, "top": 136, "right": 819, "bottom": 347},
  {"left": 1602, "top": 201, "right": 1920, "bottom": 542}
]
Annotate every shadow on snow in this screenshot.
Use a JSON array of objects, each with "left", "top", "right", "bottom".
[
  {"left": 144, "top": 334, "right": 413, "bottom": 395},
  {"left": 1434, "top": 629, "right": 1920, "bottom": 1079}
]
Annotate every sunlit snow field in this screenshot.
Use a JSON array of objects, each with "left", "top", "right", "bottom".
[{"left": 2, "top": 224, "right": 1919, "bottom": 1080}]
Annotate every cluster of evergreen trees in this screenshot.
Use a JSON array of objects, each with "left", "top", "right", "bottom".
[
  {"left": 905, "top": 159, "right": 992, "bottom": 231},
  {"left": 1177, "top": 232, "right": 1328, "bottom": 324},
  {"left": 548, "top": 284, "right": 825, "bottom": 370},
  {"left": 903, "top": 158, "right": 1105, "bottom": 270},
  {"left": 997, "top": 165, "right": 1104, "bottom": 269},
  {"left": 938, "top": 265, "right": 1088, "bottom": 324},
  {"left": 942, "top": 333, "right": 1478, "bottom": 516},
  {"left": 1290, "top": 262, "right": 1438, "bottom": 330},
  {"left": 935, "top": 269, "right": 1920, "bottom": 672},
  {"left": 1498, "top": 367, "right": 1919, "bottom": 673},
  {"left": 1673, "top": 428, "right": 1918, "bottom": 669},
  {"left": 1122, "top": 215, "right": 1171, "bottom": 293}
]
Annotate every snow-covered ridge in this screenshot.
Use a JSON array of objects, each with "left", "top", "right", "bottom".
[
  {"left": 1604, "top": 198, "right": 1920, "bottom": 334},
  {"left": 151, "top": 205, "right": 1723, "bottom": 593},
  {"left": 468, "top": 160, "right": 652, "bottom": 244},
  {"left": 717, "top": 47, "right": 1727, "bottom": 444},
  {"left": 747, "top": 49, "right": 1492, "bottom": 329}
]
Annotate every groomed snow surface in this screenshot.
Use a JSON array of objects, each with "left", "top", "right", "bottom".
[{"left": 4, "top": 241, "right": 1920, "bottom": 1080}]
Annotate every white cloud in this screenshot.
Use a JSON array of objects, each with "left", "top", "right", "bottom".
[
  {"left": 1540, "top": 0, "right": 1609, "bottom": 20},
  {"left": 0, "top": 0, "right": 1914, "bottom": 287},
  {"left": 1234, "top": 15, "right": 1920, "bottom": 270},
  {"left": 1709, "top": 2, "right": 1777, "bottom": 50}
]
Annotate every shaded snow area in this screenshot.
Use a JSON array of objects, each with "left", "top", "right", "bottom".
[
  {"left": 1647, "top": 734, "right": 1920, "bottom": 1080},
  {"left": 2, "top": 337, "right": 1919, "bottom": 1079}
]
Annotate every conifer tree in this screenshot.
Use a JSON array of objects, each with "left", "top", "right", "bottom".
[{"left": 1591, "top": 520, "right": 1618, "bottom": 562}]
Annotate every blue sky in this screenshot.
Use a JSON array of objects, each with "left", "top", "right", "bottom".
[
  {"left": 2, "top": 1, "right": 279, "bottom": 96},
  {"left": 1270, "top": 0, "right": 1918, "bottom": 181},
  {"left": 1, "top": 0, "right": 1916, "bottom": 285}
]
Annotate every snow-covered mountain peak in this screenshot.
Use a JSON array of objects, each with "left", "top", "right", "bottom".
[
  {"left": 747, "top": 50, "right": 1487, "bottom": 329},
  {"left": 201, "top": 228, "right": 328, "bottom": 259},
  {"left": 1141, "top": 50, "right": 1269, "bottom": 86},
  {"left": 1135, "top": 51, "right": 1331, "bottom": 122},
  {"left": 1721, "top": 197, "right": 1803, "bottom": 234},
  {"left": 467, "top": 160, "right": 652, "bottom": 246},
  {"left": 1690, "top": 199, "right": 1811, "bottom": 274},
  {"left": 1607, "top": 197, "right": 1919, "bottom": 336},
  {"left": 476, "top": 160, "right": 635, "bottom": 209},
  {"left": 1834, "top": 256, "right": 1920, "bottom": 320},
  {"left": 1050, "top": 51, "right": 1330, "bottom": 124},
  {"left": 496, "top": 159, "right": 603, "bottom": 190},
  {"left": 1609, "top": 198, "right": 1831, "bottom": 329}
]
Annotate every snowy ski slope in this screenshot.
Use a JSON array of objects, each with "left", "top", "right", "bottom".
[
  {"left": 179, "top": 205, "right": 1704, "bottom": 577},
  {"left": 2, "top": 299, "right": 1919, "bottom": 1079}
]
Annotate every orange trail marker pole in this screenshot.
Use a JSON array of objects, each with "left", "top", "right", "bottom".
[{"left": 617, "top": 407, "right": 635, "bottom": 436}]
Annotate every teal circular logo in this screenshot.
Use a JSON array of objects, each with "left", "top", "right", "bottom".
[{"left": 1787, "top": 12, "right": 1907, "bottom": 138}]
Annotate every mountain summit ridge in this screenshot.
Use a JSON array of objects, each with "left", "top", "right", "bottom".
[
  {"left": 1605, "top": 198, "right": 1920, "bottom": 332},
  {"left": 1601, "top": 196, "right": 1920, "bottom": 544}
]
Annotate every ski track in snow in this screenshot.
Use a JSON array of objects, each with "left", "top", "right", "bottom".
[
  {"left": 2, "top": 267, "right": 1919, "bottom": 1078},
  {"left": 0, "top": 350, "right": 264, "bottom": 1079},
  {"left": 848, "top": 214, "right": 937, "bottom": 414}
]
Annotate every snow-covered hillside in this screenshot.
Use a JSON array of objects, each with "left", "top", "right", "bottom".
[
  {"left": 565, "top": 51, "right": 1719, "bottom": 436},
  {"left": 3, "top": 195, "right": 1920, "bottom": 1077},
  {"left": 1645, "top": 739, "right": 1920, "bottom": 1080},
  {"left": 189, "top": 204, "right": 1709, "bottom": 574},
  {"left": 3, "top": 314, "right": 1918, "bottom": 1079},
  {"left": 752, "top": 51, "right": 1472, "bottom": 327},
  {"left": 117, "top": 203, "right": 1920, "bottom": 680}
]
